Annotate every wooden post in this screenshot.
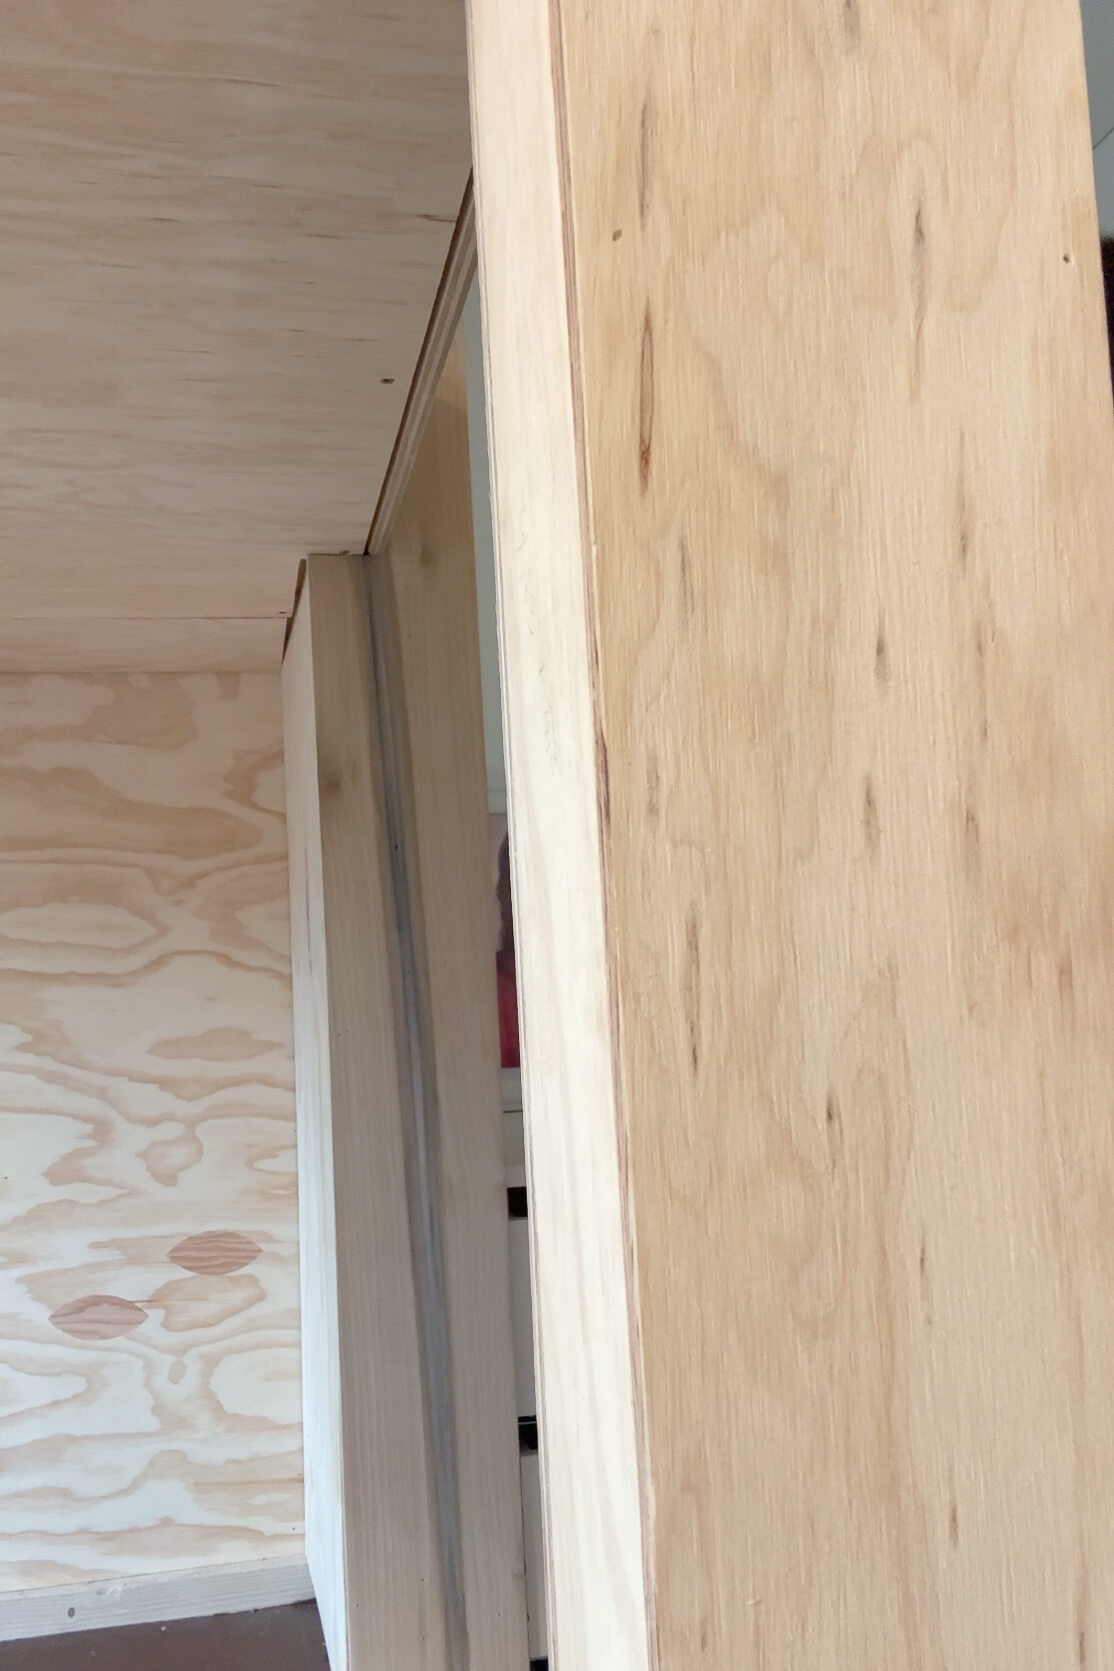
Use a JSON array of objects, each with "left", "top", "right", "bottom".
[
  {"left": 468, "top": 1, "right": 1114, "bottom": 1666},
  {"left": 283, "top": 340, "right": 526, "bottom": 1668}
]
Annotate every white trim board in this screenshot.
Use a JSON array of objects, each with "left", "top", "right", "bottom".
[{"left": 0, "top": 1557, "right": 313, "bottom": 1643}]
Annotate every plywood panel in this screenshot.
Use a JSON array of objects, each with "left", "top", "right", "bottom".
[
  {"left": 0, "top": 620, "right": 285, "bottom": 674},
  {"left": 0, "top": 2, "right": 470, "bottom": 619},
  {"left": 283, "top": 557, "right": 445, "bottom": 1671},
  {"left": 373, "top": 336, "right": 528, "bottom": 1668},
  {"left": 0, "top": 673, "right": 301, "bottom": 1592},
  {"left": 471, "top": 0, "right": 1114, "bottom": 1665}
]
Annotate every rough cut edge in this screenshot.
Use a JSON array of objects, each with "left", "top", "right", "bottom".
[{"left": 0, "top": 1557, "right": 314, "bottom": 1642}]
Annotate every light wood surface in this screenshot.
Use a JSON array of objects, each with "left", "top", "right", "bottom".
[
  {"left": 366, "top": 180, "right": 477, "bottom": 558},
  {"left": 2, "top": 1559, "right": 312, "bottom": 1644},
  {"left": 0, "top": 673, "right": 301, "bottom": 1593},
  {"left": 470, "top": 0, "right": 1114, "bottom": 1665},
  {"left": 1, "top": 2, "right": 470, "bottom": 621},
  {"left": 0, "top": 620, "right": 284, "bottom": 674},
  {"left": 470, "top": 2, "right": 654, "bottom": 1663},
  {"left": 373, "top": 334, "right": 529, "bottom": 1668},
  {"left": 283, "top": 557, "right": 444, "bottom": 1671}
]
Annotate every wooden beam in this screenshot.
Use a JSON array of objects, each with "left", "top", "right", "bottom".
[
  {"left": 283, "top": 556, "right": 446, "bottom": 1671},
  {"left": 469, "top": 0, "right": 1114, "bottom": 1666},
  {"left": 370, "top": 332, "right": 528, "bottom": 1670},
  {"left": 1, "top": 1562, "right": 313, "bottom": 1645}
]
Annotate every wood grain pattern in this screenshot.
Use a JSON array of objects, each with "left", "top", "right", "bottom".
[
  {"left": 0, "top": 2, "right": 470, "bottom": 619},
  {"left": 373, "top": 334, "right": 528, "bottom": 1668},
  {"left": 366, "top": 180, "right": 477, "bottom": 558},
  {"left": 469, "top": 2, "right": 653, "bottom": 1663},
  {"left": 0, "top": 620, "right": 285, "bottom": 674},
  {"left": 283, "top": 557, "right": 444, "bottom": 1671},
  {"left": 471, "top": 0, "right": 1114, "bottom": 1665},
  {"left": 0, "top": 673, "right": 301, "bottom": 1594}
]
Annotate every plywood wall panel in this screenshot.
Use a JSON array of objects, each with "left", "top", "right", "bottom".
[
  {"left": 283, "top": 559, "right": 445, "bottom": 1671},
  {"left": 470, "top": 0, "right": 1114, "bottom": 1664},
  {"left": 0, "top": 673, "right": 301, "bottom": 1592}
]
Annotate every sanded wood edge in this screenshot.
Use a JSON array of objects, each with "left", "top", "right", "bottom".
[
  {"left": 366, "top": 175, "right": 477, "bottom": 558},
  {"left": 0, "top": 1560, "right": 314, "bottom": 1643},
  {"left": 467, "top": 2, "right": 655, "bottom": 1665}
]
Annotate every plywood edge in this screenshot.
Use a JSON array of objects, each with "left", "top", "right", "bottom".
[
  {"left": 468, "top": 0, "right": 656, "bottom": 1660},
  {"left": 0, "top": 1559, "right": 314, "bottom": 1643},
  {"left": 365, "top": 176, "right": 477, "bottom": 557},
  {"left": 0, "top": 618, "right": 286, "bottom": 673},
  {"left": 285, "top": 553, "right": 447, "bottom": 1671}
]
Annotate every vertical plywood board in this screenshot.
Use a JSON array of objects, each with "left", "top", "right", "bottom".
[
  {"left": 0, "top": 673, "right": 301, "bottom": 1593},
  {"left": 374, "top": 336, "right": 528, "bottom": 1670},
  {"left": 470, "top": 0, "right": 1114, "bottom": 1666},
  {"left": 519, "top": 1453, "right": 547, "bottom": 1664},
  {"left": 282, "top": 557, "right": 445, "bottom": 1671}
]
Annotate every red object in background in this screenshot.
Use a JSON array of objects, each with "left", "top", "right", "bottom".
[
  {"left": 493, "top": 816, "right": 520, "bottom": 1068},
  {"left": 497, "top": 966, "right": 519, "bottom": 1069}
]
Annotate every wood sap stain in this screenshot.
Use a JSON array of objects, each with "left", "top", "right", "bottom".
[
  {"left": 169, "top": 1231, "right": 263, "bottom": 1277},
  {"left": 50, "top": 1295, "right": 147, "bottom": 1341}
]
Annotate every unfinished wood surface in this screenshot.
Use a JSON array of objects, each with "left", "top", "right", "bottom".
[
  {"left": 0, "top": 674, "right": 301, "bottom": 1593},
  {"left": 2, "top": 1558, "right": 313, "bottom": 1644},
  {"left": 366, "top": 181, "right": 477, "bottom": 558},
  {"left": 470, "top": 0, "right": 1114, "bottom": 1665},
  {"left": 373, "top": 335, "right": 528, "bottom": 1668},
  {"left": 0, "top": 619, "right": 284, "bottom": 674},
  {"left": 0, "top": 3, "right": 470, "bottom": 620},
  {"left": 282, "top": 557, "right": 444, "bottom": 1671}
]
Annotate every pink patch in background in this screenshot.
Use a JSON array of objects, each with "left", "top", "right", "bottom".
[{"left": 491, "top": 814, "right": 520, "bottom": 1069}]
